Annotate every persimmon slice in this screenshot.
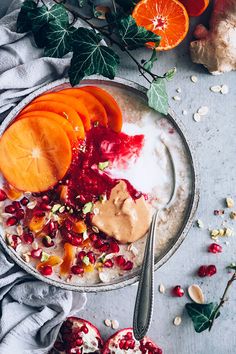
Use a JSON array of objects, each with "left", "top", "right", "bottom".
[
  {"left": 179, "top": 0, "right": 209, "bottom": 17},
  {"left": 61, "top": 88, "right": 108, "bottom": 128},
  {"left": 18, "top": 111, "right": 77, "bottom": 146},
  {"left": 81, "top": 86, "right": 123, "bottom": 133},
  {"left": 34, "top": 93, "right": 91, "bottom": 131},
  {"left": 19, "top": 101, "right": 85, "bottom": 140},
  {"left": 0, "top": 117, "right": 72, "bottom": 192},
  {"left": 60, "top": 242, "right": 76, "bottom": 276}
]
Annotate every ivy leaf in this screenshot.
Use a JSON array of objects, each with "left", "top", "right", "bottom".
[
  {"left": 164, "top": 67, "right": 177, "bottom": 81},
  {"left": 17, "top": 0, "right": 37, "bottom": 33},
  {"left": 118, "top": 15, "right": 161, "bottom": 49},
  {"left": 69, "top": 28, "right": 119, "bottom": 86},
  {"left": 44, "top": 21, "right": 76, "bottom": 58},
  {"left": 147, "top": 79, "right": 168, "bottom": 115},
  {"left": 185, "top": 303, "right": 220, "bottom": 333},
  {"left": 98, "top": 161, "right": 109, "bottom": 171},
  {"left": 31, "top": 4, "right": 68, "bottom": 31},
  {"left": 143, "top": 49, "right": 158, "bottom": 71}
]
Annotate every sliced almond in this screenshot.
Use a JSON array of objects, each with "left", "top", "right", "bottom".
[{"left": 188, "top": 284, "right": 205, "bottom": 304}]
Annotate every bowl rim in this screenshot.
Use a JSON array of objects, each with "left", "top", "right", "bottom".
[{"left": 0, "top": 76, "right": 200, "bottom": 293}]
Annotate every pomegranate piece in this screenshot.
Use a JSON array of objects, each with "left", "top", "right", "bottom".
[
  {"left": 109, "top": 239, "right": 120, "bottom": 253},
  {"left": 0, "top": 188, "right": 7, "bottom": 201},
  {"left": 102, "top": 328, "right": 162, "bottom": 354},
  {"left": 20, "top": 197, "right": 29, "bottom": 206},
  {"left": 71, "top": 265, "right": 84, "bottom": 275},
  {"left": 6, "top": 234, "right": 21, "bottom": 249},
  {"left": 15, "top": 208, "right": 25, "bottom": 220},
  {"left": 51, "top": 317, "right": 103, "bottom": 354},
  {"left": 22, "top": 232, "right": 34, "bottom": 244},
  {"left": 40, "top": 265, "right": 53, "bottom": 276},
  {"left": 198, "top": 264, "right": 217, "bottom": 277},
  {"left": 208, "top": 243, "right": 222, "bottom": 253},
  {"left": 6, "top": 216, "right": 18, "bottom": 227},
  {"left": 12, "top": 201, "right": 21, "bottom": 210},
  {"left": 31, "top": 248, "right": 42, "bottom": 259},
  {"left": 104, "top": 259, "right": 113, "bottom": 268},
  {"left": 42, "top": 236, "right": 55, "bottom": 247},
  {"left": 5, "top": 204, "right": 16, "bottom": 214},
  {"left": 115, "top": 256, "right": 133, "bottom": 271},
  {"left": 172, "top": 285, "right": 185, "bottom": 297}
]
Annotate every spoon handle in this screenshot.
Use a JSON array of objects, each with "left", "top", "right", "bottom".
[{"left": 133, "top": 211, "right": 158, "bottom": 340}]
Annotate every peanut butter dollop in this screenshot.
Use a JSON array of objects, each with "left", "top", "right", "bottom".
[{"left": 92, "top": 181, "right": 152, "bottom": 243}]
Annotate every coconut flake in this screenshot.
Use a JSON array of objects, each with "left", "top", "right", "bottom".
[
  {"left": 188, "top": 284, "right": 205, "bottom": 304},
  {"left": 182, "top": 110, "right": 188, "bottom": 116},
  {"left": 173, "top": 316, "right": 182, "bottom": 326}
]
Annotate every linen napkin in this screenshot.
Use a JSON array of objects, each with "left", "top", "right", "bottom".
[{"left": 0, "top": 1, "right": 87, "bottom": 353}]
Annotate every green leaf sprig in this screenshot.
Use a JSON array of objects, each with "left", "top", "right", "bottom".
[
  {"left": 17, "top": 0, "right": 176, "bottom": 115},
  {"left": 186, "top": 266, "right": 236, "bottom": 332}
]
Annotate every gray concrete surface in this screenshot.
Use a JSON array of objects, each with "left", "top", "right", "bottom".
[{"left": 1, "top": 2, "right": 236, "bottom": 354}]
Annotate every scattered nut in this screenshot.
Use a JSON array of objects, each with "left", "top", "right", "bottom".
[
  {"left": 188, "top": 284, "right": 205, "bottom": 304},
  {"left": 191, "top": 75, "right": 198, "bottom": 83},
  {"left": 196, "top": 219, "right": 204, "bottom": 228},
  {"left": 173, "top": 316, "right": 182, "bottom": 326},
  {"left": 176, "top": 88, "right": 182, "bottom": 93},
  {"left": 104, "top": 319, "right": 111, "bottom": 327},
  {"left": 159, "top": 284, "right": 165, "bottom": 294},
  {"left": 210, "top": 85, "right": 221, "bottom": 93},
  {"left": 27, "top": 200, "right": 37, "bottom": 209},
  {"left": 226, "top": 197, "right": 234, "bottom": 208},
  {"left": 211, "top": 229, "right": 219, "bottom": 237},
  {"left": 21, "top": 253, "right": 30, "bottom": 263},
  {"left": 16, "top": 225, "right": 23, "bottom": 236},
  {"left": 193, "top": 113, "right": 201, "bottom": 122},
  {"left": 92, "top": 226, "right": 100, "bottom": 233},
  {"left": 230, "top": 211, "right": 236, "bottom": 220},
  {"left": 219, "top": 229, "right": 225, "bottom": 236},
  {"left": 32, "top": 240, "right": 39, "bottom": 250},
  {"left": 128, "top": 243, "right": 139, "bottom": 256},
  {"left": 111, "top": 319, "right": 119, "bottom": 330},
  {"left": 173, "top": 95, "right": 181, "bottom": 101},
  {"left": 93, "top": 208, "right": 100, "bottom": 215},
  {"left": 221, "top": 84, "right": 229, "bottom": 94},
  {"left": 197, "top": 106, "right": 209, "bottom": 116},
  {"left": 182, "top": 110, "right": 188, "bottom": 116},
  {"left": 225, "top": 228, "right": 233, "bottom": 237}
]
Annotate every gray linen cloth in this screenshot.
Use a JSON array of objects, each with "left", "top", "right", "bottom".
[{"left": 0, "top": 1, "right": 87, "bottom": 353}]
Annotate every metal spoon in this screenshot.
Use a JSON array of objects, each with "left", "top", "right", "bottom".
[{"left": 133, "top": 142, "right": 177, "bottom": 340}]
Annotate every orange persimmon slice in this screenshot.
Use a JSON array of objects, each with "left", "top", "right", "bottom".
[
  {"left": 37, "top": 255, "right": 62, "bottom": 271},
  {"left": 34, "top": 93, "right": 91, "bottom": 131},
  {"left": 61, "top": 88, "right": 108, "bottom": 128},
  {"left": 17, "top": 111, "right": 77, "bottom": 146},
  {"left": 60, "top": 242, "right": 76, "bottom": 276},
  {"left": 0, "top": 117, "right": 72, "bottom": 192},
  {"left": 81, "top": 86, "right": 123, "bottom": 133},
  {"left": 19, "top": 101, "right": 85, "bottom": 140},
  {"left": 179, "top": 0, "right": 209, "bottom": 17},
  {"left": 3, "top": 182, "right": 23, "bottom": 200}
]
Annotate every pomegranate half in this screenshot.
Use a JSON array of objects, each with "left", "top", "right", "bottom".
[
  {"left": 50, "top": 317, "right": 103, "bottom": 354},
  {"left": 102, "top": 328, "right": 162, "bottom": 354}
]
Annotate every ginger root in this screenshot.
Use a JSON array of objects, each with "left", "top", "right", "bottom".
[{"left": 190, "top": 0, "right": 236, "bottom": 74}]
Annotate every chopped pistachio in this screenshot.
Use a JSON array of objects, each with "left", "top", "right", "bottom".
[
  {"left": 82, "top": 202, "right": 93, "bottom": 214},
  {"left": 226, "top": 197, "right": 234, "bottom": 208},
  {"left": 41, "top": 251, "right": 50, "bottom": 262},
  {"left": 98, "top": 161, "right": 109, "bottom": 171},
  {"left": 82, "top": 255, "right": 90, "bottom": 266},
  {"left": 59, "top": 206, "right": 65, "bottom": 213},
  {"left": 51, "top": 204, "right": 61, "bottom": 213}
]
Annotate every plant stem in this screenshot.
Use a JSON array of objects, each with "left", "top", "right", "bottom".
[
  {"left": 58, "top": 1, "right": 163, "bottom": 81},
  {"left": 209, "top": 271, "right": 236, "bottom": 331}
]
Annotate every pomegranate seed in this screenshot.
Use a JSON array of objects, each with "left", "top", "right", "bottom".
[
  {"left": 71, "top": 265, "right": 84, "bottom": 275},
  {"left": 110, "top": 239, "right": 120, "bottom": 253},
  {"left": 31, "top": 248, "right": 42, "bottom": 259},
  {"left": 87, "top": 251, "right": 95, "bottom": 264},
  {"left": 49, "top": 220, "right": 58, "bottom": 233},
  {"left": 64, "top": 219, "right": 73, "bottom": 231},
  {"left": 71, "top": 235, "right": 83, "bottom": 246},
  {"left": 0, "top": 188, "right": 7, "bottom": 201},
  {"left": 33, "top": 210, "right": 45, "bottom": 217},
  {"left": 119, "top": 339, "right": 126, "bottom": 349},
  {"left": 90, "top": 233, "right": 98, "bottom": 242},
  {"left": 5, "top": 205, "right": 16, "bottom": 214},
  {"left": 145, "top": 342, "right": 154, "bottom": 350},
  {"left": 198, "top": 265, "right": 208, "bottom": 277},
  {"left": 207, "top": 264, "right": 217, "bottom": 276},
  {"left": 42, "top": 236, "right": 55, "bottom": 247},
  {"left": 208, "top": 243, "right": 222, "bottom": 253},
  {"left": 42, "top": 195, "right": 50, "bottom": 204},
  {"left": 23, "top": 232, "right": 34, "bottom": 244},
  {"left": 12, "top": 201, "right": 21, "bottom": 210},
  {"left": 129, "top": 340, "right": 135, "bottom": 349},
  {"left": 20, "top": 197, "right": 29, "bottom": 206},
  {"left": 123, "top": 260, "right": 133, "bottom": 271},
  {"left": 116, "top": 255, "right": 126, "bottom": 267},
  {"left": 54, "top": 341, "right": 65, "bottom": 351},
  {"left": 77, "top": 251, "right": 86, "bottom": 262},
  {"left": 76, "top": 338, "right": 83, "bottom": 346},
  {"left": 6, "top": 216, "right": 18, "bottom": 226},
  {"left": 99, "top": 242, "right": 110, "bottom": 252},
  {"left": 80, "top": 325, "right": 88, "bottom": 334},
  {"left": 15, "top": 208, "right": 24, "bottom": 220},
  {"left": 104, "top": 259, "right": 113, "bottom": 268},
  {"left": 40, "top": 203, "right": 52, "bottom": 211},
  {"left": 172, "top": 285, "right": 185, "bottom": 297},
  {"left": 7, "top": 234, "right": 21, "bottom": 249},
  {"left": 40, "top": 265, "right": 52, "bottom": 276},
  {"left": 125, "top": 332, "right": 133, "bottom": 340},
  {"left": 94, "top": 239, "right": 103, "bottom": 249}
]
